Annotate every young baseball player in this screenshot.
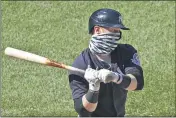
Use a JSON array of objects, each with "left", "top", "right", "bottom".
[{"left": 68, "top": 8, "right": 144, "bottom": 117}]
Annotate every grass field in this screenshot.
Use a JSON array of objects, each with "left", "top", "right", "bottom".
[{"left": 1, "top": 1, "right": 175, "bottom": 117}]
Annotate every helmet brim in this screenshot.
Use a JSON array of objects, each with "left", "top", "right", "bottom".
[{"left": 101, "top": 24, "right": 130, "bottom": 30}]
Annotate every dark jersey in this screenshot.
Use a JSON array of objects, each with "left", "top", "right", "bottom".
[{"left": 68, "top": 44, "right": 144, "bottom": 117}]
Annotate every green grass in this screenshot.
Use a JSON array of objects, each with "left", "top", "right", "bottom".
[{"left": 1, "top": 1, "right": 175, "bottom": 117}]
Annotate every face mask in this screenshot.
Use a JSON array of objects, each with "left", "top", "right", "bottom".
[{"left": 89, "top": 32, "right": 122, "bottom": 54}]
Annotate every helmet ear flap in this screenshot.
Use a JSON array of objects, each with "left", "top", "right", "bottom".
[
  {"left": 89, "top": 17, "right": 97, "bottom": 34},
  {"left": 89, "top": 27, "right": 94, "bottom": 34},
  {"left": 89, "top": 26, "right": 96, "bottom": 35}
]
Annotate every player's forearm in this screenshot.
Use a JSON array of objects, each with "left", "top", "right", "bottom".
[
  {"left": 125, "top": 74, "right": 137, "bottom": 90},
  {"left": 112, "top": 74, "right": 137, "bottom": 91},
  {"left": 82, "top": 94, "right": 98, "bottom": 112},
  {"left": 82, "top": 66, "right": 101, "bottom": 112},
  {"left": 110, "top": 73, "right": 138, "bottom": 91}
]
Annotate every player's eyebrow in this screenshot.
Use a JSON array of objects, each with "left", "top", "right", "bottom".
[
  {"left": 107, "top": 27, "right": 120, "bottom": 32},
  {"left": 111, "top": 29, "right": 120, "bottom": 32}
]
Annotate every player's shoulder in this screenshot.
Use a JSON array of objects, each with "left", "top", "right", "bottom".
[
  {"left": 69, "top": 48, "right": 90, "bottom": 76},
  {"left": 118, "top": 43, "right": 137, "bottom": 51},
  {"left": 117, "top": 43, "right": 137, "bottom": 54},
  {"left": 73, "top": 48, "right": 90, "bottom": 66}
]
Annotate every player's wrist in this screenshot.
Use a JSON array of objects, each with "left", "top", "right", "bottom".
[
  {"left": 89, "top": 82, "right": 100, "bottom": 92},
  {"left": 85, "top": 89, "right": 99, "bottom": 103},
  {"left": 114, "top": 73, "right": 123, "bottom": 84},
  {"left": 113, "top": 74, "right": 132, "bottom": 89},
  {"left": 110, "top": 72, "right": 122, "bottom": 83}
]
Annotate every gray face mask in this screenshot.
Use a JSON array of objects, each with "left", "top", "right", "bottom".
[{"left": 89, "top": 32, "right": 122, "bottom": 54}]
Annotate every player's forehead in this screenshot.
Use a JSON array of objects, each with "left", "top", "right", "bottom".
[{"left": 104, "top": 27, "right": 120, "bottom": 31}]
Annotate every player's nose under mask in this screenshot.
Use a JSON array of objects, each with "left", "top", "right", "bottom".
[{"left": 89, "top": 32, "right": 121, "bottom": 54}]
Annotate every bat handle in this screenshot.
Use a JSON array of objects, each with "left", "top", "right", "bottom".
[
  {"left": 66, "top": 66, "right": 85, "bottom": 74},
  {"left": 46, "top": 60, "right": 85, "bottom": 74}
]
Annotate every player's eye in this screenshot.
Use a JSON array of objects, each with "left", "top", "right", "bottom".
[
  {"left": 114, "top": 30, "right": 120, "bottom": 33},
  {"left": 110, "top": 28, "right": 120, "bottom": 33}
]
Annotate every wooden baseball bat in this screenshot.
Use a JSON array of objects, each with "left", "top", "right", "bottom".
[{"left": 4, "top": 47, "right": 85, "bottom": 74}]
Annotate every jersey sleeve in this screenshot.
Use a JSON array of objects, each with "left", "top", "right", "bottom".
[
  {"left": 123, "top": 44, "right": 144, "bottom": 90},
  {"left": 68, "top": 52, "right": 89, "bottom": 99}
]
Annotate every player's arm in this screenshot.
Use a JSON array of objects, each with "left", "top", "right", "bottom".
[
  {"left": 69, "top": 69, "right": 100, "bottom": 116},
  {"left": 121, "top": 46, "right": 144, "bottom": 91},
  {"left": 81, "top": 65, "right": 100, "bottom": 112},
  {"left": 69, "top": 53, "right": 100, "bottom": 116},
  {"left": 112, "top": 65, "right": 143, "bottom": 91},
  {"left": 123, "top": 65, "right": 144, "bottom": 91},
  {"left": 98, "top": 46, "right": 144, "bottom": 91},
  {"left": 82, "top": 85, "right": 99, "bottom": 112},
  {"left": 112, "top": 67, "right": 143, "bottom": 91},
  {"left": 98, "top": 68, "right": 142, "bottom": 91}
]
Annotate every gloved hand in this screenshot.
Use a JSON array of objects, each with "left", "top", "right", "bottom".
[
  {"left": 84, "top": 65, "right": 101, "bottom": 91},
  {"left": 97, "top": 69, "right": 120, "bottom": 84}
]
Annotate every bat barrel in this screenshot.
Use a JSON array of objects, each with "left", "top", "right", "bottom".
[
  {"left": 4, "top": 47, "right": 85, "bottom": 74},
  {"left": 5, "top": 47, "right": 49, "bottom": 64}
]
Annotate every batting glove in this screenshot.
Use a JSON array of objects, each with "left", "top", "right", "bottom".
[
  {"left": 97, "top": 69, "right": 120, "bottom": 84},
  {"left": 84, "top": 65, "right": 100, "bottom": 91}
]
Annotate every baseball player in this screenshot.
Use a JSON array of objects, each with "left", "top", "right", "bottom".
[{"left": 68, "top": 8, "right": 144, "bottom": 117}]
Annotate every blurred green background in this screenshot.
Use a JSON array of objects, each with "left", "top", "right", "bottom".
[{"left": 1, "top": 1, "right": 175, "bottom": 116}]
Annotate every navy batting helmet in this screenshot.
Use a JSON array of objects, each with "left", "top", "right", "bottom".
[{"left": 88, "top": 8, "right": 129, "bottom": 34}]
